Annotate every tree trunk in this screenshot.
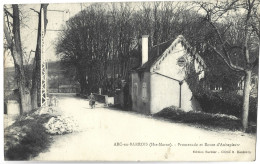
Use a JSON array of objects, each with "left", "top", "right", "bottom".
[
  {"left": 242, "top": 70, "right": 252, "bottom": 132},
  {"left": 4, "top": 5, "right": 32, "bottom": 113},
  {"left": 79, "top": 77, "right": 87, "bottom": 94},
  {"left": 31, "top": 15, "right": 41, "bottom": 109},
  {"left": 13, "top": 53, "right": 32, "bottom": 113},
  {"left": 77, "top": 66, "right": 87, "bottom": 94},
  {"left": 31, "top": 4, "right": 48, "bottom": 109},
  {"left": 19, "top": 81, "right": 31, "bottom": 113}
]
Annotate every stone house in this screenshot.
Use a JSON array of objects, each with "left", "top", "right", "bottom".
[{"left": 130, "top": 35, "right": 206, "bottom": 114}]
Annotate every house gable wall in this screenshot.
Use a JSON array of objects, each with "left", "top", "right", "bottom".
[
  {"left": 150, "top": 73, "right": 180, "bottom": 114},
  {"left": 150, "top": 43, "right": 196, "bottom": 113},
  {"left": 152, "top": 43, "right": 187, "bottom": 80},
  {"left": 130, "top": 37, "right": 205, "bottom": 114}
]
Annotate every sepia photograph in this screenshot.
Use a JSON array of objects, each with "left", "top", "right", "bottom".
[{"left": 2, "top": 0, "right": 259, "bottom": 162}]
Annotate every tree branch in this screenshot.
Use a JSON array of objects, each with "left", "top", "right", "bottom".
[
  {"left": 251, "top": 56, "right": 258, "bottom": 69},
  {"left": 30, "top": 8, "right": 40, "bottom": 14},
  {"left": 4, "top": 8, "right": 13, "bottom": 18},
  {"left": 208, "top": 44, "right": 244, "bottom": 72},
  {"left": 251, "top": 23, "right": 260, "bottom": 39},
  {"left": 4, "top": 21, "right": 13, "bottom": 49},
  {"left": 5, "top": 11, "right": 13, "bottom": 41}
]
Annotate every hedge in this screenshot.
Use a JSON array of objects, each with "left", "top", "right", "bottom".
[
  {"left": 194, "top": 90, "right": 257, "bottom": 123},
  {"left": 185, "top": 62, "right": 257, "bottom": 124}
]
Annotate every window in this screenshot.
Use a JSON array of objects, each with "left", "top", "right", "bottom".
[
  {"left": 142, "top": 82, "right": 147, "bottom": 101},
  {"left": 133, "top": 83, "right": 138, "bottom": 97},
  {"left": 177, "top": 56, "right": 186, "bottom": 67}
]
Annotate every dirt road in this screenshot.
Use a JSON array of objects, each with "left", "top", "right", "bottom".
[{"left": 33, "top": 94, "right": 256, "bottom": 161}]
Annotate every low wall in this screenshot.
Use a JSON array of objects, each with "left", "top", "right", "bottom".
[
  {"left": 92, "top": 93, "right": 114, "bottom": 106},
  {"left": 93, "top": 93, "right": 106, "bottom": 103},
  {"left": 7, "top": 100, "right": 20, "bottom": 115},
  {"left": 106, "top": 97, "right": 114, "bottom": 106}
]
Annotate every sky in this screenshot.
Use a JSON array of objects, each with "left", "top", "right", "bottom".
[
  {"left": 3, "top": 0, "right": 192, "bottom": 68},
  {"left": 4, "top": 3, "right": 86, "bottom": 67},
  {"left": 3, "top": 0, "right": 193, "bottom": 68}
]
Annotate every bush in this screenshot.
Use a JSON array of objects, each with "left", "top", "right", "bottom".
[
  {"left": 5, "top": 122, "right": 51, "bottom": 160},
  {"left": 153, "top": 106, "right": 256, "bottom": 133},
  {"left": 185, "top": 62, "right": 257, "bottom": 123},
  {"left": 5, "top": 113, "right": 52, "bottom": 160},
  {"left": 194, "top": 90, "right": 257, "bottom": 123}
]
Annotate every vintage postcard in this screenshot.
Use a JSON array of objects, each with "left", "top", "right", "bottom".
[{"left": 2, "top": 0, "right": 259, "bottom": 162}]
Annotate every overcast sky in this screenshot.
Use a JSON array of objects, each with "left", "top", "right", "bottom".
[
  {"left": 2, "top": 0, "right": 187, "bottom": 68},
  {"left": 4, "top": 3, "right": 87, "bottom": 67}
]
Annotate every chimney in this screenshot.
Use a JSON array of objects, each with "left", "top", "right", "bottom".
[{"left": 142, "top": 35, "right": 149, "bottom": 65}]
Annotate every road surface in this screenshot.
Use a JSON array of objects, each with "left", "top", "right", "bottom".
[{"left": 33, "top": 94, "right": 256, "bottom": 161}]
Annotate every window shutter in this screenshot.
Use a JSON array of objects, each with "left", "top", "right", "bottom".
[
  {"left": 134, "top": 83, "right": 138, "bottom": 97},
  {"left": 142, "top": 83, "right": 147, "bottom": 101}
]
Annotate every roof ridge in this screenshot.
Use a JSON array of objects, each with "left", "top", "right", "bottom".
[
  {"left": 132, "top": 35, "right": 206, "bottom": 72},
  {"left": 151, "top": 38, "right": 175, "bottom": 48},
  {"left": 151, "top": 35, "right": 186, "bottom": 48}
]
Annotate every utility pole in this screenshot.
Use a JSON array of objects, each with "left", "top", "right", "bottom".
[
  {"left": 48, "top": 9, "right": 70, "bottom": 22},
  {"left": 40, "top": 7, "right": 69, "bottom": 106},
  {"left": 44, "top": 9, "right": 70, "bottom": 95},
  {"left": 40, "top": 7, "right": 47, "bottom": 107}
]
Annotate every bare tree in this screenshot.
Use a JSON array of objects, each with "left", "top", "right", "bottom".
[
  {"left": 197, "top": 0, "right": 259, "bottom": 131},
  {"left": 4, "top": 5, "right": 31, "bottom": 113}
]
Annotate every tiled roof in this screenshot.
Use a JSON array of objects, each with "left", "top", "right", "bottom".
[
  {"left": 133, "top": 35, "right": 206, "bottom": 72},
  {"left": 135, "top": 38, "right": 175, "bottom": 72}
]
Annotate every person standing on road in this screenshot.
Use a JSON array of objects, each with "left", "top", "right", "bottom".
[{"left": 89, "top": 93, "right": 95, "bottom": 109}]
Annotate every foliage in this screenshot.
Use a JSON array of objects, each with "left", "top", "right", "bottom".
[
  {"left": 186, "top": 62, "right": 257, "bottom": 123},
  {"left": 56, "top": 2, "right": 205, "bottom": 95},
  {"left": 194, "top": 90, "right": 257, "bottom": 123},
  {"left": 194, "top": 0, "right": 259, "bottom": 131},
  {"left": 5, "top": 113, "right": 53, "bottom": 160},
  {"left": 56, "top": 1, "right": 259, "bottom": 99},
  {"left": 153, "top": 106, "right": 256, "bottom": 133},
  {"left": 200, "top": 47, "right": 243, "bottom": 91},
  {"left": 5, "top": 122, "right": 50, "bottom": 160}
]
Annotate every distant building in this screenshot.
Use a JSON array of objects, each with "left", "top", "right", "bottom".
[
  {"left": 130, "top": 35, "right": 206, "bottom": 114},
  {"left": 237, "top": 73, "right": 258, "bottom": 98},
  {"left": 58, "top": 84, "right": 80, "bottom": 93}
]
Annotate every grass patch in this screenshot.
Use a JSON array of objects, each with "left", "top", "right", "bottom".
[
  {"left": 4, "top": 111, "right": 53, "bottom": 160},
  {"left": 153, "top": 106, "right": 256, "bottom": 133}
]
